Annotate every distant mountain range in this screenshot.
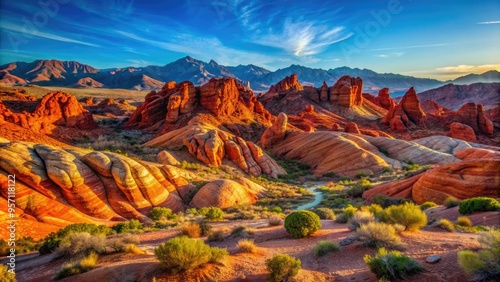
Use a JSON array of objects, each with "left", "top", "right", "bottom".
[{"left": 1, "top": 57, "right": 499, "bottom": 95}]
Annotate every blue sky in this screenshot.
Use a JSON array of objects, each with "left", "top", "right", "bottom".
[{"left": 0, "top": 0, "right": 499, "bottom": 80}]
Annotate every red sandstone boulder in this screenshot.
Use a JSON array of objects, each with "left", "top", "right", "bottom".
[
  {"left": 261, "top": 112, "right": 288, "bottom": 148},
  {"left": 376, "top": 88, "right": 395, "bottom": 110},
  {"left": 329, "top": 75, "right": 363, "bottom": 107},
  {"left": 449, "top": 122, "right": 477, "bottom": 142},
  {"left": 344, "top": 122, "right": 361, "bottom": 134},
  {"left": 455, "top": 103, "right": 494, "bottom": 136},
  {"left": 382, "top": 87, "right": 425, "bottom": 131},
  {"left": 319, "top": 81, "right": 329, "bottom": 101}
]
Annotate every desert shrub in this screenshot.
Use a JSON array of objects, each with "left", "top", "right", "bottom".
[
  {"left": 458, "top": 229, "right": 500, "bottom": 281},
  {"left": 123, "top": 244, "right": 145, "bottom": 254},
  {"left": 381, "top": 202, "right": 427, "bottom": 231},
  {"left": 268, "top": 215, "right": 284, "bottom": 226},
  {"left": 1, "top": 237, "right": 37, "bottom": 256},
  {"left": 284, "top": 210, "right": 322, "bottom": 238},
  {"left": 361, "top": 204, "right": 384, "bottom": 219},
  {"left": 347, "top": 179, "right": 372, "bottom": 197},
  {"left": 348, "top": 211, "right": 375, "bottom": 231},
  {"left": 230, "top": 226, "right": 254, "bottom": 238},
  {"left": 458, "top": 197, "right": 500, "bottom": 215},
  {"left": 364, "top": 248, "right": 424, "bottom": 280},
  {"left": 198, "top": 220, "right": 212, "bottom": 236},
  {"left": 181, "top": 222, "right": 202, "bottom": 238},
  {"left": 154, "top": 236, "right": 227, "bottom": 273},
  {"left": 199, "top": 207, "right": 225, "bottom": 221},
  {"left": 237, "top": 239, "right": 257, "bottom": 253},
  {"left": 456, "top": 216, "right": 473, "bottom": 227},
  {"left": 57, "top": 232, "right": 107, "bottom": 257},
  {"left": 344, "top": 205, "right": 358, "bottom": 218},
  {"left": 148, "top": 207, "right": 173, "bottom": 221},
  {"left": 443, "top": 196, "right": 461, "bottom": 208},
  {"left": 39, "top": 223, "right": 111, "bottom": 254},
  {"left": 55, "top": 252, "right": 99, "bottom": 280},
  {"left": 270, "top": 206, "right": 283, "bottom": 213},
  {"left": 107, "top": 234, "right": 140, "bottom": 252},
  {"left": 437, "top": 219, "right": 455, "bottom": 232},
  {"left": 420, "top": 201, "right": 437, "bottom": 210},
  {"left": 208, "top": 230, "right": 225, "bottom": 242},
  {"left": 266, "top": 254, "right": 301, "bottom": 282},
  {"left": 0, "top": 264, "right": 16, "bottom": 282},
  {"left": 313, "top": 241, "right": 340, "bottom": 257},
  {"left": 313, "top": 208, "right": 336, "bottom": 220},
  {"left": 372, "top": 195, "right": 410, "bottom": 208},
  {"left": 112, "top": 219, "right": 143, "bottom": 234},
  {"left": 335, "top": 212, "right": 349, "bottom": 223},
  {"left": 356, "top": 222, "right": 401, "bottom": 248}
]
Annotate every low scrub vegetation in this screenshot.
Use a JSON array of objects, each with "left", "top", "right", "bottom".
[
  {"left": 57, "top": 232, "right": 107, "bottom": 257},
  {"left": 456, "top": 216, "right": 473, "bottom": 227},
  {"left": 381, "top": 202, "right": 427, "bottom": 231},
  {"left": 437, "top": 219, "right": 455, "bottom": 232},
  {"left": 154, "top": 236, "right": 227, "bottom": 273},
  {"left": 313, "top": 241, "right": 340, "bottom": 257},
  {"left": 348, "top": 211, "right": 375, "bottom": 231},
  {"left": 0, "top": 237, "right": 37, "bottom": 256},
  {"left": 55, "top": 252, "right": 99, "bottom": 280},
  {"left": 458, "top": 197, "right": 500, "bottom": 215},
  {"left": 0, "top": 264, "right": 16, "bottom": 282},
  {"left": 458, "top": 229, "right": 500, "bottom": 281},
  {"left": 181, "top": 222, "right": 202, "bottom": 238},
  {"left": 364, "top": 248, "right": 424, "bottom": 280},
  {"left": 268, "top": 215, "right": 283, "bottom": 226},
  {"left": 443, "top": 196, "right": 461, "bottom": 208},
  {"left": 266, "top": 254, "right": 301, "bottom": 282},
  {"left": 148, "top": 207, "right": 173, "bottom": 221},
  {"left": 312, "top": 207, "right": 336, "bottom": 220},
  {"left": 236, "top": 239, "right": 258, "bottom": 254},
  {"left": 284, "top": 210, "right": 322, "bottom": 238},
  {"left": 420, "top": 201, "right": 437, "bottom": 210},
  {"left": 112, "top": 219, "right": 144, "bottom": 234},
  {"left": 356, "top": 222, "right": 401, "bottom": 248},
  {"left": 39, "top": 223, "right": 111, "bottom": 254},
  {"left": 199, "top": 207, "right": 225, "bottom": 221}
]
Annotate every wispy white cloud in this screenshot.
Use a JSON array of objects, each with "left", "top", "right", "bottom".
[
  {"left": 0, "top": 22, "right": 100, "bottom": 47},
  {"left": 477, "top": 21, "right": 500, "bottom": 24},
  {"left": 376, "top": 52, "right": 405, "bottom": 58},
  {"left": 127, "top": 59, "right": 153, "bottom": 67},
  {"left": 370, "top": 43, "right": 451, "bottom": 52},
  {"left": 436, "top": 64, "right": 500, "bottom": 74}
]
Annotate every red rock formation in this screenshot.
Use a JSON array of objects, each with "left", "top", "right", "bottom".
[
  {"left": 456, "top": 103, "right": 494, "bottom": 136},
  {"left": 97, "top": 98, "right": 115, "bottom": 107},
  {"left": 268, "top": 74, "right": 304, "bottom": 93},
  {"left": 329, "top": 75, "right": 363, "bottom": 107},
  {"left": 449, "top": 122, "right": 477, "bottom": 142},
  {"left": 376, "top": 88, "right": 395, "bottom": 110},
  {"left": 382, "top": 87, "right": 425, "bottom": 132},
  {"left": 421, "top": 100, "right": 445, "bottom": 116},
  {"left": 84, "top": 97, "right": 94, "bottom": 105},
  {"left": 189, "top": 179, "right": 264, "bottom": 208},
  {"left": 477, "top": 104, "right": 494, "bottom": 136},
  {"left": 344, "top": 122, "right": 361, "bottom": 134},
  {"left": 0, "top": 91, "right": 97, "bottom": 134},
  {"left": 261, "top": 112, "right": 287, "bottom": 148},
  {"left": 319, "top": 81, "right": 329, "bottom": 101},
  {"left": 305, "top": 104, "right": 315, "bottom": 113}
]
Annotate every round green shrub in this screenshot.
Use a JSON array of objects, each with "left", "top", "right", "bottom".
[
  {"left": 148, "top": 207, "right": 173, "bottom": 221},
  {"left": 200, "top": 207, "right": 225, "bottom": 221},
  {"left": 284, "top": 210, "right": 321, "bottom": 238},
  {"left": 420, "top": 201, "right": 437, "bottom": 210},
  {"left": 458, "top": 197, "right": 500, "bottom": 215},
  {"left": 312, "top": 208, "right": 336, "bottom": 220},
  {"left": 381, "top": 202, "right": 427, "bottom": 231},
  {"left": 364, "top": 248, "right": 424, "bottom": 280},
  {"left": 266, "top": 254, "right": 301, "bottom": 282}
]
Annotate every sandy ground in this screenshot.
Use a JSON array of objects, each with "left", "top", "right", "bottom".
[{"left": 15, "top": 219, "right": 481, "bottom": 282}]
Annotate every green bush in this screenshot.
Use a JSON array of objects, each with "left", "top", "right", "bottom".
[
  {"left": 348, "top": 211, "right": 375, "bottom": 231},
  {"left": 199, "top": 207, "right": 225, "bottom": 221},
  {"left": 382, "top": 202, "right": 427, "bottom": 231},
  {"left": 459, "top": 197, "right": 500, "bottom": 215},
  {"left": 347, "top": 179, "right": 372, "bottom": 197},
  {"left": 148, "top": 207, "right": 173, "bottom": 221},
  {"left": 312, "top": 208, "right": 336, "bottom": 220},
  {"left": 420, "top": 201, "right": 437, "bottom": 210},
  {"left": 361, "top": 204, "right": 384, "bottom": 219},
  {"left": 443, "top": 196, "right": 461, "bottom": 208},
  {"left": 112, "top": 219, "right": 143, "bottom": 234},
  {"left": 55, "top": 252, "right": 99, "bottom": 280},
  {"left": 456, "top": 216, "right": 473, "bottom": 227},
  {"left": 0, "top": 264, "right": 16, "bottom": 282},
  {"left": 57, "top": 233, "right": 107, "bottom": 257},
  {"left": 356, "top": 222, "right": 401, "bottom": 248},
  {"left": 364, "top": 248, "right": 424, "bottom": 280},
  {"left": 237, "top": 239, "right": 257, "bottom": 253},
  {"left": 154, "top": 236, "right": 227, "bottom": 273},
  {"left": 437, "top": 219, "right": 455, "bottom": 232},
  {"left": 0, "top": 237, "right": 37, "bottom": 256},
  {"left": 39, "top": 223, "right": 111, "bottom": 254},
  {"left": 458, "top": 230, "right": 500, "bottom": 281},
  {"left": 313, "top": 241, "right": 340, "bottom": 257},
  {"left": 284, "top": 210, "right": 322, "bottom": 238},
  {"left": 372, "top": 195, "right": 410, "bottom": 208},
  {"left": 266, "top": 254, "right": 301, "bottom": 282},
  {"left": 207, "top": 230, "right": 225, "bottom": 242}
]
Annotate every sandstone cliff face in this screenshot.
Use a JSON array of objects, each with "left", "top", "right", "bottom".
[
  {"left": 382, "top": 87, "right": 426, "bottom": 132},
  {"left": 449, "top": 122, "right": 477, "bottom": 142},
  {"left": 455, "top": 103, "right": 494, "bottom": 136},
  {"left": 0, "top": 91, "right": 97, "bottom": 134},
  {"left": 261, "top": 112, "right": 288, "bottom": 148},
  {"left": 268, "top": 74, "right": 304, "bottom": 93},
  {"left": 329, "top": 75, "right": 363, "bottom": 107},
  {"left": 125, "top": 78, "right": 271, "bottom": 134}
]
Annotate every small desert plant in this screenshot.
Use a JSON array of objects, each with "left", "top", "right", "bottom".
[
  {"left": 154, "top": 236, "right": 227, "bottom": 273},
  {"left": 313, "top": 241, "right": 340, "bottom": 257},
  {"left": 0, "top": 264, "right": 16, "bottom": 282},
  {"left": 39, "top": 223, "right": 111, "bottom": 254},
  {"left": 148, "top": 207, "right": 173, "bottom": 221},
  {"left": 268, "top": 215, "right": 284, "bottom": 226},
  {"left": 458, "top": 197, "right": 500, "bottom": 215},
  {"left": 313, "top": 208, "right": 336, "bottom": 220},
  {"left": 198, "top": 220, "right": 212, "bottom": 236},
  {"left": 361, "top": 204, "right": 384, "bottom": 219},
  {"left": 458, "top": 229, "right": 500, "bottom": 281},
  {"left": 123, "top": 244, "right": 145, "bottom": 254},
  {"left": 348, "top": 211, "right": 375, "bottom": 231},
  {"left": 284, "top": 210, "right": 322, "bottom": 238},
  {"left": 347, "top": 179, "right": 372, "bottom": 197},
  {"left": 107, "top": 234, "right": 140, "bottom": 252},
  {"left": 57, "top": 233, "right": 107, "bottom": 257},
  {"left": 199, "top": 207, "right": 225, "bottom": 221},
  {"left": 208, "top": 230, "right": 225, "bottom": 242},
  {"left": 372, "top": 195, "right": 410, "bottom": 208},
  {"left": 437, "top": 219, "right": 455, "bottom": 232},
  {"left": 456, "top": 216, "right": 473, "bottom": 227},
  {"left": 237, "top": 239, "right": 258, "bottom": 254},
  {"left": 356, "top": 222, "right": 401, "bottom": 248},
  {"left": 335, "top": 212, "right": 349, "bottom": 223},
  {"left": 266, "top": 254, "right": 301, "bottom": 282},
  {"left": 231, "top": 225, "right": 254, "bottom": 237},
  {"left": 381, "top": 202, "right": 427, "bottom": 231},
  {"left": 443, "top": 196, "right": 461, "bottom": 208},
  {"left": 112, "top": 219, "right": 144, "bottom": 234},
  {"left": 181, "top": 222, "right": 202, "bottom": 238},
  {"left": 420, "top": 201, "right": 437, "bottom": 210},
  {"left": 364, "top": 248, "right": 424, "bottom": 280},
  {"left": 55, "top": 252, "right": 99, "bottom": 280}
]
